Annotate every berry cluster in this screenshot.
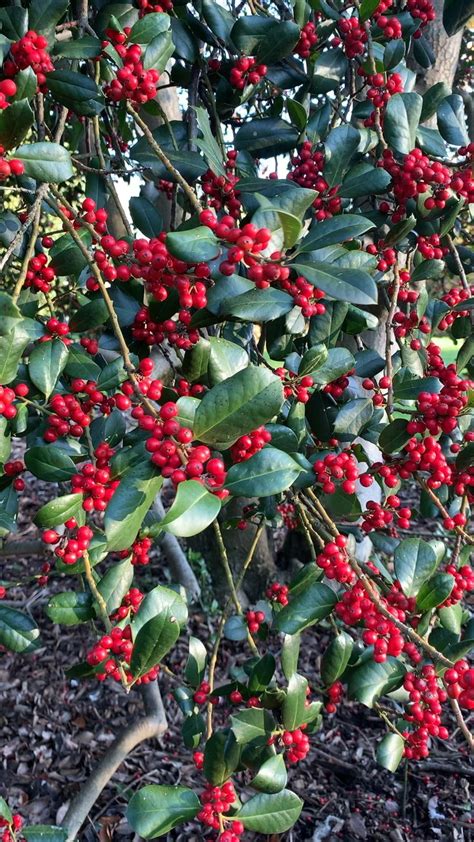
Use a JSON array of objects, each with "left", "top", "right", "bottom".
[
  {"left": 417, "top": 233, "right": 448, "bottom": 261},
  {"left": 380, "top": 148, "right": 453, "bottom": 221},
  {"left": 0, "top": 78, "right": 17, "bottom": 110},
  {"left": 198, "top": 782, "right": 241, "bottom": 838},
  {"left": 277, "top": 501, "right": 298, "bottom": 529},
  {"left": 443, "top": 564, "right": 474, "bottom": 606},
  {"left": 275, "top": 367, "right": 314, "bottom": 403},
  {"left": 246, "top": 609, "right": 265, "bottom": 634},
  {"left": 201, "top": 150, "right": 241, "bottom": 219},
  {"left": 288, "top": 142, "right": 342, "bottom": 220},
  {"left": 0, "top": 812, "right": 23, "bottom": 842},
  {"left": 87, "top": 625, "right": 159, "bottom": 685},
  {"left": 403, "top": 667, "right": 448, "bottom": 759},
  {"left": 359, "top": 70, "right": 404, "bottom": 127},
  {"left": 444, "top": 660, "right": 474, "bottom": 710},
  {"left": 337, "top": 18, "right": 367, "bottom": 58},
  {"left": 133, "top": 306, "right": 199, "bottom": 351},
  {"left": 80, "top": 197, "right": 108, "bottom": 235},
  {"left": 438, "top": 284, "right": 474, "bottom": 331},
  {"left": 4, "top": 459, "right": 25, "bottom": 492},
  {"left": 323, "top": 371, "right": 352, "bottom": 398},
  {"left": 138, "top": 0, "right": 173, "bottom": 14},
  {"left": 193, "top": 680, "right": 211, "bottom": 705},
  {"left": 361, "top": 496, "right": 412, "bottom": 533},
  {"left": 102, "top": 30, "right": 160, "bottom": 105},
  {"left": 316, "top": 536, "right": 355, "bottom": 584},
  {"left": 313, "top": 451, "right": 363, "bottom": 495},
  {"left": 336, "top": 583, "right": 405, "bottom": 662},
  {"left": 281, "top": 727, "right": 310, "bottom": 763},
  {"left": 119, "top": 536, "right": 153, "bottom": 566},
  {"left": 266, "top": 581, "right": 289, "bottom": 606},
  {"left": 0, "top": 147, "right": 24, "bottom": 181},
  {"left": 110, "top": 587, "right": 143, "bottom": 622},
  {"left": 325, "top": 680, "right": 343, "bottom": 713},
  {"left": 0, "top": 384, "right": 27, "bottom": 420},
  {"left": 229, "top": 56, "right": 267, "bottom": 90},
  {"left": 42, "top": 523, "right": 94, "bottom": 566},
  {"left": 230, "top": 426, "right": 272, "bottom": 463},
  {"left": 406, "top": 0, "right": 436, "bottom": 33},
  {"left": 71, "top": 459, "right": 119, "bottom": 513},
  {"left": 24, "top": 253, "right": 56, "bottom": 294},
  {"left": 3, "top": 31, "right": 53, "bottom": 90},
  {"left": 295, "top": 22, "right": 318, "bottom": 58}
]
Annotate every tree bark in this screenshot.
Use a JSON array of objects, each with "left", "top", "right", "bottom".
[{"left": 409, "top": 0, "right": 464, "bottom": 97}]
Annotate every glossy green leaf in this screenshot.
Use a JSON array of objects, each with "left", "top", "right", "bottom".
[
  {"left": 290, "top": 259, "right": 378, "bottom": 306},
  {"left": 46, "top": 70, "right": 104, "bottom": 117},
  {"left": 416, "top": 573, "right": 455, "bottom": 612},
  {"left": 394, "top": 537, "right": 438, "bottom": 597},
  {"left": 194, "top": 366, "right": 283, "bottom": 448},
  {"left": 225, "top": 448, "right": 302, "bottom": 497},
  {"left": 0, "top": 605, "right": 40, "bottom": 653},
  {"left": 46, "top": 592, "right": 95, "bottom": 626},
  {"left": 348, "top": 657, "right": 406, "bottom": 707},
  {"left": 274, "top": 582, "right": 337, "bottom": 634},
  {"left": 208, "top": 337, "right": 248, "bottom": 383},
  {"left": 166, "top": 226, "right": 220, "bottom": 262},
  {"left": 97, "top": 558, "right": 134, "bottom": 613},
  {"left": 378, "top": 418, "right": 410, "bottom": 454},
  {"left": 184, "top": 636, "right": 207, "bottom": 687},
  {"left": 384, "top": 92, "right": 423, "bottom": 155},
  {"left": 220, "top": 287, "right": 294, "bottom": 322},
  {"left": 323, "top": 125, "right": 360, "bottom": 187},
  {"left": 230, "top": 708, "right": 276, "bottom": 746},
  {"left": 437, "top": 94, "right": 469, "bottom": 146},
  {"left": 129, "top": 196, "right": 163, "bottom": 238},
  {"left": 0, "top": 99, "right": 34, "bottom": 148},
  {"left": 25, "top": 446, "right": 76, "bottom": 483},
  {"left": 321, "top": 632, "right": 353, "bottom": 685},
  {"left": 251, "top": 754, "right": 288, "bottom": 793},
  {"left": 29, "top": 339, "right": 69, "bottom": 399},
  {"left": 297, "top": 214, "right": 374, "bottom": 253},
  {"left": 104, "top": 462, "right": 163, "bottom": 551},
  {"left": 376, "top": 733, "right": 404, "bottom": 772},
  {"left": 22, "top": 827, "right": 68, "bottom": 842},
  {"left": 334, "top": 398, "right": 373, "bottom": 437},
  {"left": 34, "top": 493, "right": 84, "bottom": 529},
  {"left": 156, "top": 480, "right": 221, "bottom": 537},
  {"left": 282, "top": 673, "right": 308, "bottom": 730},
  {"left": 127, "top": 785, "right": 200, "bottom": 838},
  {"left": 16, "top": 142, "right": 74, "bottom": 183},
  {"left": 235, "top": 790, "right": 303, "bottom": 833},
  {"left": 311, "top": 348, "right": 355, "bottom": 386}
]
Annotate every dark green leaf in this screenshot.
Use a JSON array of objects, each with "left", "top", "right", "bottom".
[
  {"left": 235, "top": 790, "right": 303, "bottom": 833},
  {"left": 384, "top": 92, "right": 423, "bottom": 155},
  {"left": 0, "top": 605, "right": 40, "bottom": 653},
  {"left": 127, "top": 785, "right": 200, "bottom": 838},
  {"left": 46, "top": 592, "right": 95, "bottom": 626},
  {"left": 166, "top": 226, "right": 220, "bottom": 262},
  {"left": 220, "top": 287, "right": 294, "bottom": 322},
  {"left": 129, "top": 196, "right": 163, "bottom": 238},
  {"left": 290, "top": 259, "right": 378, "bottom": 306},
  {"left": 420, "top": 81, "right": 451, "bottom": 122},
  {"left": 155, "top": 480, "right": 221, "bottom": 537},
  {"left": 394, "top": 537, "right": 438, "bottom": 598},
  {"left": 378, "top": 418, "right": 410, "bottom": 454},
  {"left": 442, "top": 0, "right": 474, "bottom": 34},
  {"left": 34, "top": 494, "right": 83, "bottom": 529},
  {"left": 25, "top": 446, "right": 76, "bottom": 482},
  {"left": 104, "top": 462, "right": 163, "bottom": 551},
  {"left": 323, "top": 125, "right": 360, "bottom": 187},
  {"left": 376, "top": 733, "right": 404, "bottom": 772},
  {"left": 251, "top": 754, "right": 287, "bottom": 793},
  {"left": 297, "top": 214, "right": 374, "bottom": 253},
  {"left": 347, "top": 657, "right": 406, "bottom": 707},
  {"left": 437, "top": 94, "right": 469, "bottom": 146},
  {"left": 0, "top": 99, "right": 34, "bottom": 148},
  {"left": 97, "top": 558, "right": 134, "bottom": 614},
  {"left": 230, "top": 708, "right": 276, "bottom": 746},
  {"left": 235, "top": 118, "right": 299, "bottom": 158},
  {"left": 416, "top": 573, "right": 455, "bottom": 612},
  {"left": 22, "top": 828, "right": 68, "bottom": 842},
  {"left": 333, "top": 398, "right": 373, "bottom": 437},
  {"left": 16, "top": 142, "right": 74, "bottom": 183},
  {"left": 29, "top": 339, "right": 69, "bottom": 399},
  {"left": 274, "top": 582, "right": 337, "bottom": 634},
  {"left": 185, "top": 636, "right": 207, "bottom": 687},
  {"left": 321, "top": 632, "right": 353, "bottom": 685},
  {"left": 225, "top": 448, "right": 302, "bottom": 497},
  {"left": 311, "top": 49, "right": 347, "bottom": 94},
  {"left": 282, "top": 673, "right": 308, "bottom": 730},
  {"left": 339, "top": 163, "right": 391, "bottom": 198}
]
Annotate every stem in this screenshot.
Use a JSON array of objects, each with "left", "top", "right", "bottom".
[
  {"left": 417, "top": 476, "right": 474, "bottom": 544},
  {"left": 385, "top": 267, "right": 400, "bottom": 420},
  {"left": 448, "top": 697, "right": 474, "bottom": 752},
  {"left": 83, "top": 551, "right": 110, "bottom": 631},
  {"left": 446, "top": 234, "right": 469, "bottom": 293},
  {"left": 93, "top": 115, "right": 133, "bottom": 237},
  {"left": 207, "top": 521, "right": 265, "bottom": 737},
  {"left": 11, "top": 202, "right": 43, "bottom": 304},
  {"left": 213, "top": 520, "right": 258, "bottom": 655},
  {"left": 60, "top": 682, "right": 167, "bottom": 841},
  {"left": 126, "top": 103, "right": 202, "bottom": 214}
]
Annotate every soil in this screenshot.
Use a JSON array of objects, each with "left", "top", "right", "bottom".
[{"left": 0, "top": 484, "right": 472, "bottom": 841}]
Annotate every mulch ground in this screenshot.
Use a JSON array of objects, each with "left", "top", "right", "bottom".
[{"left": 0, "top": 482, "right": 472, "bottom": 841}]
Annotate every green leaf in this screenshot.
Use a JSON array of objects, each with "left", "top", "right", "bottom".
[
  {"left": 132, "top": 585, "right": 188, "bottom": 635},
  {"left": 225, "top": 448, "right": 302, "bottom": 498},
  {"left": 194, "top": 106, "right": 225, "bottom": 177},
  {"left": 347, "top": 657, "right": 406, "bottom": 707},
  {"left": 393, "top": 368, "right": 440, "bottom": 400},
  {"left": 53, "top": 35, "right": 102, "bottom": 59},
  {"left": 297, "top": 214, "right": 374, "bottom": 253},
  {"left": 323, "top": 125, "right": 360, "bottom": 188},
  {"left": 0, "top": 798, "right": 12, "bottom": 822},
  {"left": 64, "top": 346, "right": 102, "bottom": 381},
  {"left": 0, "top": 99, "right": 34, "bottom": 148},
  {"left": 208, "top": 337, "right": 248, "bottom": 383},
  {"left": 69, "top": 299, "right": 109, "bottom": 332},
  {"left": 321, "top": 632, "right": 353, "bottom": 685},
  {"left": 442, "top": 0, "right": 474, "bottom": 34},
  {"left": 252, "top": 754, "right": 288, "bottom": 793},
  {"left": 416, "top": 573, "right": 455, "bottom": 612},
  {"left": 339, "top": 163, "right": 391, "bottom": 198},
  {"left": 438, "top": 603, "right": 462, "bottom": 635},
  {"left": 360, "top": 0, "right": 381, "bottom": 19},
  {"left": 0, "top": 293, "right": 21, "bottom": 335},
  {"left": 194, "top": 366, "right": 283, "bottom": 448},
  {"left": 311, "top": 348, "right": 355, "bottom": 386},
  {"left": 235, "top": 118, "right": 299, "bottom": 158},
  {"left": 25, "top": 445, "right": 76, "bottom": 482},
  {"left": 97, "top": 558, "right": 134, "bottom": 613},
  {"left": 46, "top": 592, "right": 95, "bottom": 626},
  {"left": 130, "top": 612, "right": 180, "bottom": 678},
  {"left": 129, "top": 12, "right": 170, "bottom": 45},
  {"left": 235, "top": 790, "right": 303, "bottom": 833},
  {"left": 394, "top": 537, "right": 438, "bottom": 598},
  {"left": 50, "top": 229, "right": 92, "bottom": 278},
  {"left": 281, "top": 634, "right": 300, "bottom": 680},
  {"left": 184, "top": 635, "right": 207, "bottom": 687},
  {"left": 46, "top": 69, "right": 105, "bottom": 117},
  {"left": 203, "top": 730, "right": 241, "bottom": 785},
  {"left": 378, "top": 418, "right": 410, "bottom": 454},
  {"left": 104, "top": 462, "right": 163, "bottom": 551},
  {"left": 383, "top": 39, "right": 405, "bottom": 70},
  {"left": 274, "top": 582, "right": 336, "bottom": 634},
  {"left": 311, "top": 49, "right": 347, "bottom": 94},
  {"left": 156, "top": 480, "right": 221, "bottom": 538},
  {"left": 299, "top": 345, "right": 328, "bottom": 376},
  {"left": 34, "top": 493, "right": 83, "bottom": 529},
  {"left": 0, "top": 605, "right": 40, "bottom": 653},
  {"left": 130, "top": 196, "right": 163, "bottom": 238},
  {"left": 29, "top": 339, "right": 69, "bottom": 399},
  {"left": 166, "top": 226, "right": 220, "bottom": 262},
  {"left": 290, "top": 259, "right": 378, "bottom": 306},
  {"left": 22, "top": 828, "right": 68, "bottom": 842},
  {"left": 420, "top": 82, "right": 451, "bottom": 122},
  {"left": 383, "top": 215, "right": 416, "bottom": 247},
  {"left": 16, "top": 142, "right": 74, "bottom": 183},
  {"left": 127, "top": 785, "right": 200, "bottom": 838},
  {"left": 29, "top": 0, "right": 68, "bottom": 35},
  {"left": 248, "top": 653, "right": 276, "bottom": 692},
  {"left": 220, "top": 287, "right": 294, "bottom": 322},
  {"left": 334, "top": 398, "right": 373, "bottom": 437},
  {"left": 230, "top": 16, "right": 300, "bottom": 65},
  {"left": 0, "top": 325, "right": 30, "bottom": 384},
  {"left": 384, "top": 92, "right": 423, "bottom": 155},
  {"left": 282, "top": 673, "right": 308, "bottom": 730},
  {"left": 376, "top": 733, "right": 404, "bottom": 772},
  {"left": 230, "top": 708, "right": 276, "bottom": 746},
  {"left": 437, "top": 94, "right": 469, "bottom": 146}
]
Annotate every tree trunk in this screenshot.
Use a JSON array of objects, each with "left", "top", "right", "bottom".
[{"left": 410, "top": 0, "right": 464, "bottom": 97}]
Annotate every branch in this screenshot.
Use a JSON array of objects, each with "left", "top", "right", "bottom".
[
  {"left": 151, "top": 497, "right": 201, "bottom": 601},
  {"left": 61, "top": 681, "right": 167, "bottom": 841},
  {"left": 448, "top": 697, "right": 474, "bottom": 752},
  {"left": 126, "top": 103, "right": 202, "bottom": 214},
  {"left": 385, "top": 268, "right": 400, "bottom": 419}
]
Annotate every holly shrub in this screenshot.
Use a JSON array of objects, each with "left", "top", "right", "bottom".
[{"left": 0, "top": 0, "right": 473, "bottom": 838}]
